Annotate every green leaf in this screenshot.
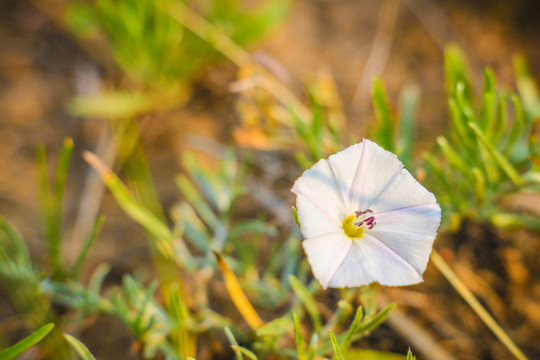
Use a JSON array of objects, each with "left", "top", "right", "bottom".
[
  {"left": 480, "top": 68, "right": 497, "bottom": 133},
  {"left": 444, "top": 44, "right": 472, "bottom": 100},
  {"left": 0, "top": 323, "right": 54, "bottom": 360},
  {"left": 468, "top": 122, "right": 522, "bottom": 185},
  {"left": 406, "top": 348, "right": 415, "bottom": 360},
  {"left": 513, "top": 55, "right": 540, "bottom": 118},
  {"left": 256, "top": 315, "right": 294, "bottom": 337},
  {"left": 231, "top": 346, "right": 258, "bottom": 360},
  {"left": 491, "top": 213, "right": 540, "bottom": 231},
  {"left": 397, "top": 84, "right": 419, "bottom": 169},
  {"left": 72, "top": 215, "right": 104, "bottom": 280},
  {"left": 436, "top": 136, "right": 471, "bottom": 178},
  {"left": 344, "top": 349, "right": 404, "bottom": 360},
  {"left": 224, "top": 327, "right": 243, "bottom": 360},
  {"left": 292, "top": 206, "right": 301, "bottom": 228},
  {"left": 506, "top": 94, "right": 526, "bottom": 155},
  {"left": 340, "top": 306, "right": 363, "bottom": 352},
  {"left": 371, "top": 77, "right": 395, "bottom": 151},
  {"left": 289, "top": 275, "right": 322, "bottom": 331},
  {"left": 83, "top": 152, "right": 175, "bottom": 261},
  {"left": 64, "top": 334, "right": 97, "bottom": 360},
  {"left": 329, "top": 331, "right": 344, "bottom": 360},
  {"left": 293, "top": 313, "right": 307, "bottom": 360}
]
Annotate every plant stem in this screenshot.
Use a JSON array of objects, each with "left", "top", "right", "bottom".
[{"left": 431, "top": 250, "right": 528, "bottom": 360}]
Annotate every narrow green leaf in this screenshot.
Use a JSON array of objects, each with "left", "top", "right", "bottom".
[
  {"left": 64, "top": 334, "right": 97, "bottom": 360},
  {"left": 513, "top": 55, "right": 540, "bottom": 118},
  {"left": 444, "top": 44, "right": 472, "bottom": 100},
  {"left": 448, "top": 98, "right": 474, "bottom": 152},
  {"left": 231, "top": 346, "right": 258, "bottom": 360},
  {"left": 397, "top": 84, "right": 419, "bottom": 169},
  {"left": 480, "top": 68, "right": 497, "bottom": 133},
  {"left": 72, "top": 215, "right": 104, "bottom": 280},
  {"left": 0, "top": 215, "right": 30, "bottom": 266},
  {"left": 293, "top": 313, "right": 307, "bottom": 360},
  {"left": 371, "top": 77, "right": 395, "bottom": 151},
  {"left": 340, "top": 306, "right": 363, "bottom": 352},
  {"left": 468, "top": 122, "right": 522, "bottom": 185},
  {"left": 289, "top": 275, "right": 322, "bottom": 331},
  {"left": 176, "top": 175, "right": 218, "bottom": 228},
  {"left": 224, "top": 327, "right": 243, "bottom": 360},
  {"left": 494, "top": 94, "right": 508, "bottom": 145},
  {"left": 292, "top": 206, "right": 301, "bottom": 228},
  {"left": 84, "top": 152, "right": 175, "bottom": 261},
  {"left": 355, "top": 303, "right": 395, "bottom": 334},
  {"left": 472, "top": 167, "right": 486, "bottom": 205},
  {"left": 406, "top": 348, "right": 415, "bottom": 360},
  {"left": 256, "top": 315, "right": 294, "bottom": 337},
  {"left": 0, "top": 323, "right": 54, "bottom": 360},
  {"left": 506, "top": 94, "right": 526, "bottom": 155},
  {"left": 491, "top": 213, "right": 540, "bottom": 231},
  {"left": 307, "top": 332, "right": 319, "bottom": 360},
  {"left": 437, "top": 136, "right": 471, "bottom": 178},
  {"left": 329, "top": 331, "right": 344, "bottom": 360},
  {"left": 182, "top": 153, "right": 222, "bottom": 210}
]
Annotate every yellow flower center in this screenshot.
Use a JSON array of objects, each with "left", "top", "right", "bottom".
[
  {"left": 342, "top": 210, "right": 376, "bottom": 239},
  {"left": 342, "top": 214, "right": 364, "bottom": 239}
]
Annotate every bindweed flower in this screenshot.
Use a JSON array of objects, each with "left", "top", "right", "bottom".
[{"left": 291, "top": 140, "right": 441, "bottom": 289}]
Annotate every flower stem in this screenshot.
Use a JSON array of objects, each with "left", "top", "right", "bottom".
[{"left": 431, "top": 250, "right": 528, "bottom": 360}]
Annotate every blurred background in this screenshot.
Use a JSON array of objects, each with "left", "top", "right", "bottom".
[{"left": 1, "top": 0, "right": 539, "bottom": 359}]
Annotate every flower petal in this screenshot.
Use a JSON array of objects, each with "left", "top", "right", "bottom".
[
  {"left": 369, "top": 167, "right": 437, "bottom": 213},
  {"left": 326, "top": 233, "right": 423, "bottom": 288},
  {"left": 324, "top": 142, "right": 365, "bottom": 213},
  {"left": 348, "top": 140, "right": 404, "bottom": 212},
  {"left": 368, "top": 203, "right": 441, "bottom": 275},
  {"left": 292, "top": 157, "right": 345, "bottom": 238},
  {"left": 302, "top": 231, "right": 352, "bottom": 289}
]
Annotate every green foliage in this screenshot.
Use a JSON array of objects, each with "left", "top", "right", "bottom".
[
  {"left": 69, "top": 0, "right": 286, "bottom": 88},
  {"left": 423, "top": 46, "right": 540, "bottom": 230},
  {"left": 369, "top": 79, "right": 419, "bottom": 170},
  {"left": 67, "top": 0, "right": 288, "bottom": 120},
  {"left": 64, "top": 334, "right": 97, "bottom": 360},
  {"left": 0, "top": 323, "right": 54, "bottom": 360}
]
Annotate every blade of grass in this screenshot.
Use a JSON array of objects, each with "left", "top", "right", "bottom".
[
  {"left": 0, "top": 323, "right": 54, "bottom": 360},
  {"left": 231, "top": 346, "right": 258, "bottom": 360},
  {"left": 64, "top": 334, "right": 97, "bottom": 360},
  {"left": 397, "top": 84, "right": 419, "bottom": 169},
  {"left": 468, "top": 122, "right": 522, "bottom": 185},
  {"left": 72, "top": 215, "right": 104, "bottom": 280},
  {"left": 213, "top": 250, "right": 263, "bottom": 329},
  {"left": 83, "top": 152, "right": 174, "bottom": 257},
  {"left": 289, "top": 275, "right": 322, "bottom": 331},
  {"left": 329, "top": 331, "right": 344, "bottom": 360},
  {"left": 431, "top": 250, "right": 528, "bottom": 360},
  {"left": 372, "top": 77, "right": 395, "bottom": 152},
  {"left": 225, "top": 327, "right": 244, "bottom": 360},
  {"left": 293, "top": 313, "right": 307, "bottom": 360}
]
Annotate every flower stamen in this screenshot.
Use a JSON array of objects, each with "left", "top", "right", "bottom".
[
  {"left": 354, "top": 209, "right": 376, "bottom": 230},
  {"left": 342, "top": 209, "right": 376, "bottom": 238}
]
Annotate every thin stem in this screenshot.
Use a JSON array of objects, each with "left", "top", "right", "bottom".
[{"left": 431, "top": 250, "right": 528, "bottom": 360}]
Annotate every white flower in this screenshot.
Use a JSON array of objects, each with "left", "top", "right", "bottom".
[{"left": 291, "top": 139, "right": 441, "bottom": 289}]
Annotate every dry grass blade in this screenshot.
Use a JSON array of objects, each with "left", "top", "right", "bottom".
[
  {"left": 213, "top": 250, "right": 264, "bottom": 330},
  {"left": 431, "top": 250, "right": 528, "bottom": 360}
]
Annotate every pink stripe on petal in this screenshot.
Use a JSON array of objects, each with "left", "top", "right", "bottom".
[
  {"left": 292, "top": 185, "right": 341, "bottom": 226},
  {"left": 348, "top": 140, "right": 369, "bottom": 211},
  {"left": 302, "top": 231, "right": 352, "bottom": 289}
]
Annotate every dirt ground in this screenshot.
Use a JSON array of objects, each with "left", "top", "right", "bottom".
[{"left": 1, "top": 0, "right": 539, "bottom": 359}]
